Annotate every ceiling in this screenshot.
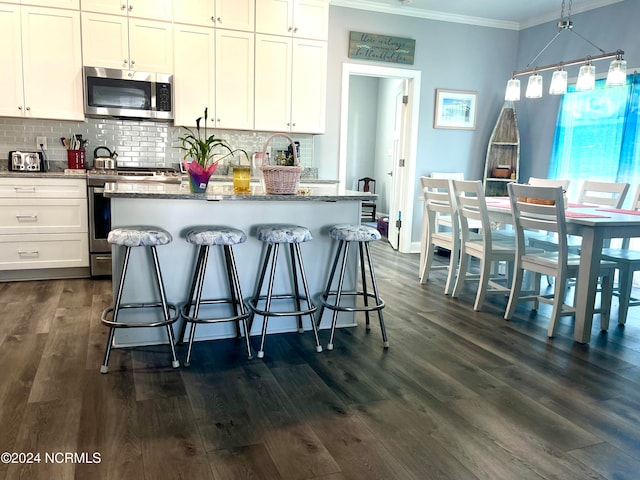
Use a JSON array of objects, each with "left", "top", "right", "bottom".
[{"left": 330, "top": 0, "right": 624, "bottom": 30}]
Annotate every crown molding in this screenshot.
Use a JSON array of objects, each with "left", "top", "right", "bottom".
[{"left": 330, "top": 0, "right": 624, "bottom": 31}]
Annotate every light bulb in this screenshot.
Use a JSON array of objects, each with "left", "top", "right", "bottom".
[
  {"left": 549, "top": 69, "right": 567, "bottom": 95},
  {"left": 505, "top": 78, "right": 521, "bottom": 101},
  {"left": 606, "top": 58, "right": 627, "bottom": 86},
  {"left": 525, "top": 74, "right": 543, "bottom": 98},
  {"left": 576, "top": 63, "right": 596, "bottom": 91}
]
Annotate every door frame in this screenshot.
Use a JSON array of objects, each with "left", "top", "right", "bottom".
[{"left": 338, "top": 62, "right": 421, "bottom": 253}]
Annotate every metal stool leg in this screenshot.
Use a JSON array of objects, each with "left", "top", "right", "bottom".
[
  {"left": 223, "top": 246, "right": 242, "bottom": 338},
  {"left": 327, "top": 241, "right": 350, "bottom": 351},
  {"left": 292, "top": 243, "right": 322, "bottom": 353},
  {"left": 359, "top": 242, "right": 371, "bottom": 330},
  {"left": 316, "top": 240, "right": 344, "bottom": 329},
  {"left": 150, "top": 246, "right": 180, "bottom": 368},
  {"left": 178, "top": 245, "right": 207, "bottom": 345},
  {"left": 225, "top": 245, "right": 253, "bottom": 360},
  {"left": 101, "top": 246, "right": 131, "bottom": 374},
  {"left": 364, "top": 242, "right": 388, "bottom": 348},
  {"left": 184, "top": 245, "right": 209, "bottom": 367},
  {"left": 289, "top": 243, "right": 304, "bottom": 333},
  {"left": 248, "top": 243, "right": 273, "bottom": 335},
  {"left": 257, "top": 243, "right": 279, "bottom": 359}
]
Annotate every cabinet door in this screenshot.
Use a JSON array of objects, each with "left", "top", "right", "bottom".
[
  {"left": 173, "top": 24, "right": 215, "bottom": 127},
  {"left": 215, "top": 29, "right": 254, "bottom": 130},
  {"left": 80, "top": 0, "right": 128, "bottom": 16},
  {"left": 0, "top": 4, "right": 24, "bottom": 118},
  {"left": 254, "top": 34, "right": 292, "bottom": 132},
  {"left": 215, "top": 0, "right": 255, "bottom": 32},
  {"left": 293, "top": 0, "right": 327, "bottom": 40},
  {"left": 21, "top": 7, "right": 84, "bottom": 120},
  {"left": 81, "top": 12, "right": 129, "bottom": 69},
  {"left": 291, "top": 38, "right": 326, "bottom": 133},
  {"left": 255, "top": 0, "right": 291, "bottom": 36},
  {"left": 128, "top": 18, "right": 173, "bottom": 73},
  {"left": 127, "top": 0, "right": 172, "bottom": 21},
  {"left": 173, "top": 0, "right": 215, "bottom": 27}
]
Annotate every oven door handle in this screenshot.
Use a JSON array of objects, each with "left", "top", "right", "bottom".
[{"left": 93, "top": 187, "right": 105, "bottom": 194}]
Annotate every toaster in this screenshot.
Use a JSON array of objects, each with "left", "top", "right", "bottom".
[{"left": 8, "top": 151, "right": 44, "bottom": 172}]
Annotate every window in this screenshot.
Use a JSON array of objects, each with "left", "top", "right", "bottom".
[{"left": 548, "top": 75, "right": 640, "bottom": 206}]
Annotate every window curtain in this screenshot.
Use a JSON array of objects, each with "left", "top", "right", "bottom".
[{"left": 548, "top": 75, "right": 640, "bottom": 205}]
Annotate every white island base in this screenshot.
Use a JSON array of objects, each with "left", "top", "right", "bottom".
[{"left": 108, "top": 186, "right": 369, "bottom": 348}]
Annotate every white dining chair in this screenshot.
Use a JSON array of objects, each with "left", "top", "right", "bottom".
[
  {"left": 528, "top": 177, "right": 571, "bottom": 189},
  {"left": 578, "top": 180, "right": 629, "bottom": 207},
  {"left": 504, "top": 183, "right": 616, "bottom": 337},
  {"left": 600, "top": 184, "right": 640, "bottom": 325},
  {"left": 419, "top": 176, "right": 460, "bottom": 294},
  {"left": 451, "top": 180, "right": 537, "bottom": 311}
]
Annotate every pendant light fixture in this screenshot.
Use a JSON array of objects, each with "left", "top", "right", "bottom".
[{"left": 504, "top": 0, "right": 625, "bottom": 101}]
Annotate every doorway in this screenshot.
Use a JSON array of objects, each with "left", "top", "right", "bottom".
[{"left": 339, "top": 63, "right": 421, "bottom": 252}]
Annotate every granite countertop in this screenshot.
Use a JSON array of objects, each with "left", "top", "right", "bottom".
[{"left": 103, "top": 181, "right": 376, "bottom": 201}]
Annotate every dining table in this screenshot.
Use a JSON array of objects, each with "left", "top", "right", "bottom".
[{"left": 485, "top": 196, "right": 640, "bottom": 343}]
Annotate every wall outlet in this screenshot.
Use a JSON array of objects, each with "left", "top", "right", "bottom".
[{"left": 36, "top": 136, "right": 47, "bottom": 151}]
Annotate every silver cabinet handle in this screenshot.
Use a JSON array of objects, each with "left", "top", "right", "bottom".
[
  {"left": 18, "top": 106, "right": 22, "bottom": 110},
  {"left": 211, "top": 16, "right": 215, "bottom": 23},
  {"left": 14, "top": 186, "right": 36, "bottom": 193},
  {"left": 121, "top": 4, "right": 126, "bottom": 10},
  {"left": 95, "top": 256, "right": 112, "bottom": 261},
  {"left": 18, "top": 250, "right": 39, "bottom": 257},
  {"left": 293, "top": 27, "right": 298, "bottom": 33},
  {"left": 128, "top": 4, "right": 133, "bottom": 11},
  {"left": 16, "top": 214, "right": 38, "bottom": 221},
  {"left": 131, "top": 60, "right": 135, "bottom": 66},
  {"left": 26, "top": 107, "right": 30, "bottom": 111}
]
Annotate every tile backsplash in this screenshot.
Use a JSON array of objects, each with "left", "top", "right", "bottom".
[{"left": 0, "top": 117, "right": 315, "bottom": 173}]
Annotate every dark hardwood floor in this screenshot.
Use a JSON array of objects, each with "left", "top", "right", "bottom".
[{"left": 1, "top": 241, "right": 640, "bottom": 479}]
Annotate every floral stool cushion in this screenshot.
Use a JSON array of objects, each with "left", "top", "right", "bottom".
[
  {"left": 256, "top": 224, "right": 312, "bottom": 244},
  {"left": 186, "top": 226, "right": 247, "bottom": 246},
  {"left": 329, "top": 224, "right": 381, "bottom": 242},
  {"left": 108, "top": 226, "right": 172, "bottom": 247}
]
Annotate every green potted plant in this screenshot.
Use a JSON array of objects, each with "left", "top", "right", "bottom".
[{"left": 177, "top": 108, "right": 248, "bottom": 192}]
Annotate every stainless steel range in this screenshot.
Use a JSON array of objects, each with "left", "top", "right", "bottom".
[{"left": 87, "top": 167, "right": 182, "bottom": 276}]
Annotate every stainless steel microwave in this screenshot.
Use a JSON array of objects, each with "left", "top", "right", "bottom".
[{"left": 84, "top": 66, "right": 173, "bottom": 121}]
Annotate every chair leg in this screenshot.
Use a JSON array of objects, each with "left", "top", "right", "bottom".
[
  {"left": 150, "top": 246, "right": 180, "bottom": 368},
  {"left": 359, "top": 242, "right": 371, "bottom": 330},
  {"left": 289, "top": 243, "right": 304, "bottom": 334},
  {"left": 600, "top": 272, "right": 613, "bottom": 331},
  {"left": 101, "top": 246, "right": 131, "bottom": 374},
  {"left": 474, "top": 255, "right": 493, "bottom": 311},
  {"left": 317, "top": 240, "right": 344, "bottom": 329},
  {"left": 548, "top": 272, "right": 568, "bottom": 338},
  {"left": 327, "top": 241, "right": 350, "bottom": 351},
  {"left": 419, "top": 237, "right": 436, "bottom": 285},
  {"left": 504, "top": 265, "right": 524, "bottom": 321},
  {"left": 292, "top": 243, "right": 322, "bottom": 353},
  {"left": 444, "top": 240, "right": 460, "bottom": 296},
  {"left": 248, "top": 243, "right": 273, "bottom": 336},
  {"left": 178, "top": 245, "right": 206, "bottom": 345},
  {"left": 452, "top": 250, "right": 469, "bottom": 298},
  {"left": 364, "top": 241, "right": 388, "bottom": 348},
  {"left": 257, "top": 244, "right": 279, "bottom": 359},
  {"left": 225, "top": 245, "right": 253, "bottom": 360},
  {"left": 617, "top": 266, "right": 634, "bottom": 325}
]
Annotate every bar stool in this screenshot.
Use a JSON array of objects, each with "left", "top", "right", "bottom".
[
  {"left": 100, "top": 226, "right": 180, "bottom": 373},
  {"left": 317, "top": 224, "right": 387, "bottom": 351},
  {"left": 178, "top": 226, "right": 253, "bottom": 366},
  {"left": 248, "top": 224, "right": 323, "bottom": 358}
]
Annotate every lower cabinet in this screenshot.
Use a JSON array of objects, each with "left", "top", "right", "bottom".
[{"left": 0, "top": 177, "right": 89, "bottom": 276}]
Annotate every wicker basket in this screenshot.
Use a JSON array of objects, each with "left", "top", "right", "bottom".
[{"left": 260, "top": 133, "right": 304, "bottom": 194}]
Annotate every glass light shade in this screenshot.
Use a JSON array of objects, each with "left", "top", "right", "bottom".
[
  {"left": 505, "top": 78, "right": 521, "bottom": 101},
  {"left": 606, "top": 58, "right": 627, "bottom": 86},
  {"left": 525, "top": 74, "right": 543, "bottom": 98},
  {"left": 576, "top": 64, "right": 596, "bottom": 91},
  {"left": 549, "top": 69, "right": 568, "bottom": 95}
]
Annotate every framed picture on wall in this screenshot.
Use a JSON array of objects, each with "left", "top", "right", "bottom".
[{"left": 433, "top": 89, "right": 478, "bottom": 130}]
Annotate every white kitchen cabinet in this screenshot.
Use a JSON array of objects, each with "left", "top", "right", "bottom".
[
  {"left": 0, "top": 4, "right": 83, "bottom": 121},
  {"left": 25, "top": 0, "right": 80, "bottom": 8},
  {"left": 254, "top": 34, "right": 326, "bottom": 133},
  {"left": 174, "top": 25, "right": 254, "bottom": 130},
  {"left": 255, "top": 0, "right": 327, "bottom": 40},
  {"left": 173, "top": 0, "right": 254, "bottom": 31},
  {"left": 80, "top": 0, "right": 172, "bottom": 21},
  {"left": 82, "top": 12, "right": 173, "bottom": 73},
  {"left": 0, "top": 177, "right": 89, "bottom": 271}
]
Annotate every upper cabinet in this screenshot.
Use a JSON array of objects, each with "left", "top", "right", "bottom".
[
  {"left": 82, "top": 12, "right": 173, "bottom": 72},
  {"left": 80, "top": 0, "right": 172, "bottom": 21},
  {"left": 173, "top": 0, "right": 254, "bottom": 31},
  {"left": 24, "top": 0, "right": 80, "bottom": 8},
  {"left": 254, "top": 34, "right": 325, "bottom": 133},
  {"left": 255, "top": 0, "right": 328, "bottom": 40},
  {"left": 0, "top": 5, "right": 83, "bottom": 121}
]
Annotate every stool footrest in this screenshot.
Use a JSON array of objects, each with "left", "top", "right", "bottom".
[
  {"left": 248, "top": 294, "right": 316, "bottom": 317},
  {"left": 181, "top": 298, "right": 250, "bottom": 325},
  {"left": 101, "top": 303, "right": 179, "bottom": 328},
  {"left": 320, "top": 292, "right": 385, "bottom": 313}
]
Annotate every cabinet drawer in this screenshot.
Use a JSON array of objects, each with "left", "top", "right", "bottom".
[
  {"left": 0, "top": 177, "right": 87, "bottom": 199},
  {"left": 0, "top": 199, "right": 88, "bottom": 234},
  {"left": 0, "top": 233, "right": 89, "bottom": 270}
]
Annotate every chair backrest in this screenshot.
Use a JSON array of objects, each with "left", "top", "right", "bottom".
[
  {"left": 528, "top": 177, "right": 570, "bottom": 190},
  {"left": 358, "top": 177, "right": 376, "bottom": 194},
  {"left": 508, "top": 183, "right": 568, "bottom": 263},
  {"left": 421, "top": 176, "right": 458, "bottom": 240},
  {"left": 578, "top": 180, "right": 629, "bottom": 207},
  {"left": 430, "top": 172, "right": 464, "bottom": 181},
  {"left": 630, "top": 184, "right": 640, "bottom": 211},
  {"left": 451, "top": 180, "right": 492, "bottom": 249}
]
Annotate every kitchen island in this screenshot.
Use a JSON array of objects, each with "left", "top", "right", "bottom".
[{"left": 104, "top": 181, "right": 376, "bottom": 347}]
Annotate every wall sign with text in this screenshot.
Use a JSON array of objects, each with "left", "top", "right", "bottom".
[{"left": 348, "top": 31, "right": 415, "bottom": 65}]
